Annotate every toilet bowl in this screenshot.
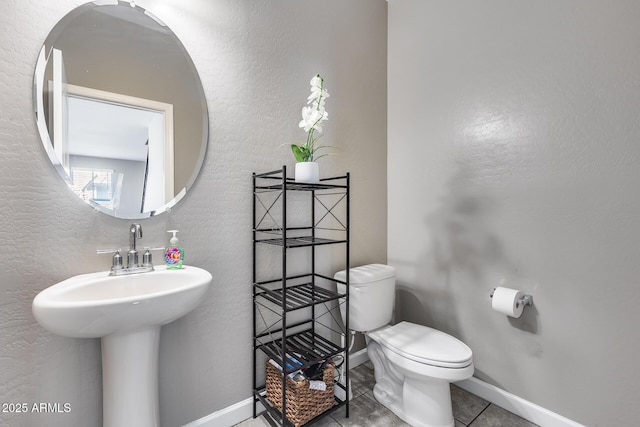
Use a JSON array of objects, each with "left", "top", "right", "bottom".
[
  {"left": 335, "top": 264, "right": 474, "bottom": 427},
  {"left": 368, "top": 322, "right": 473, "bottom": 427}
]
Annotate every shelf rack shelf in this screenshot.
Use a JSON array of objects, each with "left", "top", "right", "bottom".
[
  {"left": 252, "top": 166, "right": 350, "bottom": 427},
  {"left": 255, "top": 236, "right": 347, "bottom": 248},
  {"left": 255, "top": 276, "right": 347, "bottom": 313},
  {"left": 256, "top": 329, "right": 344, "bottom": 370}
]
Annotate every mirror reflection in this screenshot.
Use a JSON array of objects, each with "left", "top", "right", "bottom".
[{"left": 34, "top": 1, "right": 208, "bottom": 219}]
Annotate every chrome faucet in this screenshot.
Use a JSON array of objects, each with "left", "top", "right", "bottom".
[
  {"left": 127, "top": 223, "right": 143, "bottom": 268},
  {"left": 96, "top": 223, "right": 159, "bottom": 276}
]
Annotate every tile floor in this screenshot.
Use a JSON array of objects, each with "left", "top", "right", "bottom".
[{"left": 236, "top": 363, "right": 538, "bottom": 427}]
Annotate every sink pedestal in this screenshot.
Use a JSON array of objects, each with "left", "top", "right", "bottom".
[
  {"left": 32, "top": 265, "right": 213, "bottom": 427},
  {"left": 102, "top": 326, "right": 161, "bottom": 427}
]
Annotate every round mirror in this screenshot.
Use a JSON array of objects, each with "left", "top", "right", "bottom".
[{"left": 33, "top": 1, "right": 208, "bottom": 219}]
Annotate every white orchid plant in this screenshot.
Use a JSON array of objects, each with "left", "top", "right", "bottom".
[{"left": 289, "top": 74, "right": 332, "bottom": 162}]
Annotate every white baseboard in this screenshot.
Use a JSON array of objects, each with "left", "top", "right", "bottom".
[
  {"left": 348, "top": 347, "right": 370, "bottom": 368},
  {"left": 353, "top": 349, "right": 583, "bottom": 427},
  {"left": 182, "top": 397, "right": 264, "bottom": 427},
  {"left": 183, "top": 348, "right": 370, "bottom": 427},
  {"left": 455, "top": 377, "right": 585, "bottom": 427},
  {"left": 183, "top": 348, "right": 584, "bottom": 427}
]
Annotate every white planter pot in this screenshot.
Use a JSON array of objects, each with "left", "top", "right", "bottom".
[{"left": 295, "top": 162, "right": 319, "bottom": 183}]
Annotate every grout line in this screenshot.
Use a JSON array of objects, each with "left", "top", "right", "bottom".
[
  {"left": 466, "top": 403, "right": 492, "bottom": 427},
  {"left": 330, "top": 413, "right": 344, "bottom": 427}
]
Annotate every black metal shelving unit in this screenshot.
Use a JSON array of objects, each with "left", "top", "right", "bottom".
[{"left": 252, "top": 166, "right": 350, "bottom": 427}]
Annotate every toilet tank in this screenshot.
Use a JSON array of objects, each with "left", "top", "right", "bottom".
[{"left": 334, "top": 264, "right": 396, "bottom": 332}]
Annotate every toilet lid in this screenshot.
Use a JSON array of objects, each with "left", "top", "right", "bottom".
[{"left": 374, "top": 322, "right": 473, "bottom": 368}]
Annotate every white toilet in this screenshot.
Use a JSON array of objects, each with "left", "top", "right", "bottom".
[{"left": 335, "top": 264, "right": 474, "bottom": 427}]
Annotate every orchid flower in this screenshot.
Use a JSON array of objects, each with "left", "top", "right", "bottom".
[{"left": 289, "top": 74, "right": 333, "bottom": 162}]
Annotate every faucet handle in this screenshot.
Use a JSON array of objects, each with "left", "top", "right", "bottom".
[
  {"left": 96, "top": 248, "right": 122, "bottom": 255},
  {"left": 142, "top": 249, "right": 153, "bottom": 268},
  {"left": 96, "top": 249, "right": 124, "bottom": 272},
  {"left": 141, "top": 247, "right": 164, "bottom": 268},
  {"left": 112, "top": 251, "right": 124, "bottom": 271}
]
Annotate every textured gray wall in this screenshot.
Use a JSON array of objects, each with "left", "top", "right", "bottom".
[
  {"left": 388, "top": 1, "right": 640, "bottom": 426},
  {"left": 0, "top": 1, "right": 387, "bottom": 426}
]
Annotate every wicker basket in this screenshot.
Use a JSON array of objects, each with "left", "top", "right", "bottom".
[{"left": 265, "top": 361, "right": 335, "bottom": 427}]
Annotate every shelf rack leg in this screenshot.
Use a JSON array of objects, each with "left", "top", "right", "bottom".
[
  {"left": 280, "top": 165, "right": 287, "bottom": 426},
  {"left": 252, "top": 172, "right": 257, "bottom": 419},
  {"left": 346, "top": 172, "right": 350, "bottom": 418},
  {"left": 311, "top": 187, "right": 316, "bottom": 347}
]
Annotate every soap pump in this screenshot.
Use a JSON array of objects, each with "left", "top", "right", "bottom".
[{"left": 164, "top": 230, "right": 184, "bottom": 269}]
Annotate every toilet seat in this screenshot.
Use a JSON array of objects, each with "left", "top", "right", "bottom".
[{"left": 370, "top": 321, "right": 473, "bottom": 369}]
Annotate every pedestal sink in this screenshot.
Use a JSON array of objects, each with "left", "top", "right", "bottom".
[{"left": 32, "top": 265, "right": 212, "bottom": 427}]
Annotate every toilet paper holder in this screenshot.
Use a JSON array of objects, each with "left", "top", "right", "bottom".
[{"left": 490, "top": 288, "right": 533, "bottom": 308}]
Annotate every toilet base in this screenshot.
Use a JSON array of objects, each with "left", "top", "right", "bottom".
[
  {"left": 402, "top": 377, "right": 454, "bottom": 427},
  {"left": 372, "top": 376, "right": 454, "bottom": 427},
  {"left": 368, "top": 340, "right": 457, "bottom": 427}
]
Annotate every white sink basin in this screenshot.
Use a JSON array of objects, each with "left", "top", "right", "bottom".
[
  {"left": 32, "top": 265, "right": 212, "bottom": 427},
  {"left": 33, "top": 265, "right": 212, "bottom": 338}
]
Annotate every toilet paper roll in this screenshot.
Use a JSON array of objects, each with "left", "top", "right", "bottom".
[{"left": 491, "top": 287, "right": 525, "bottom": 318}]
